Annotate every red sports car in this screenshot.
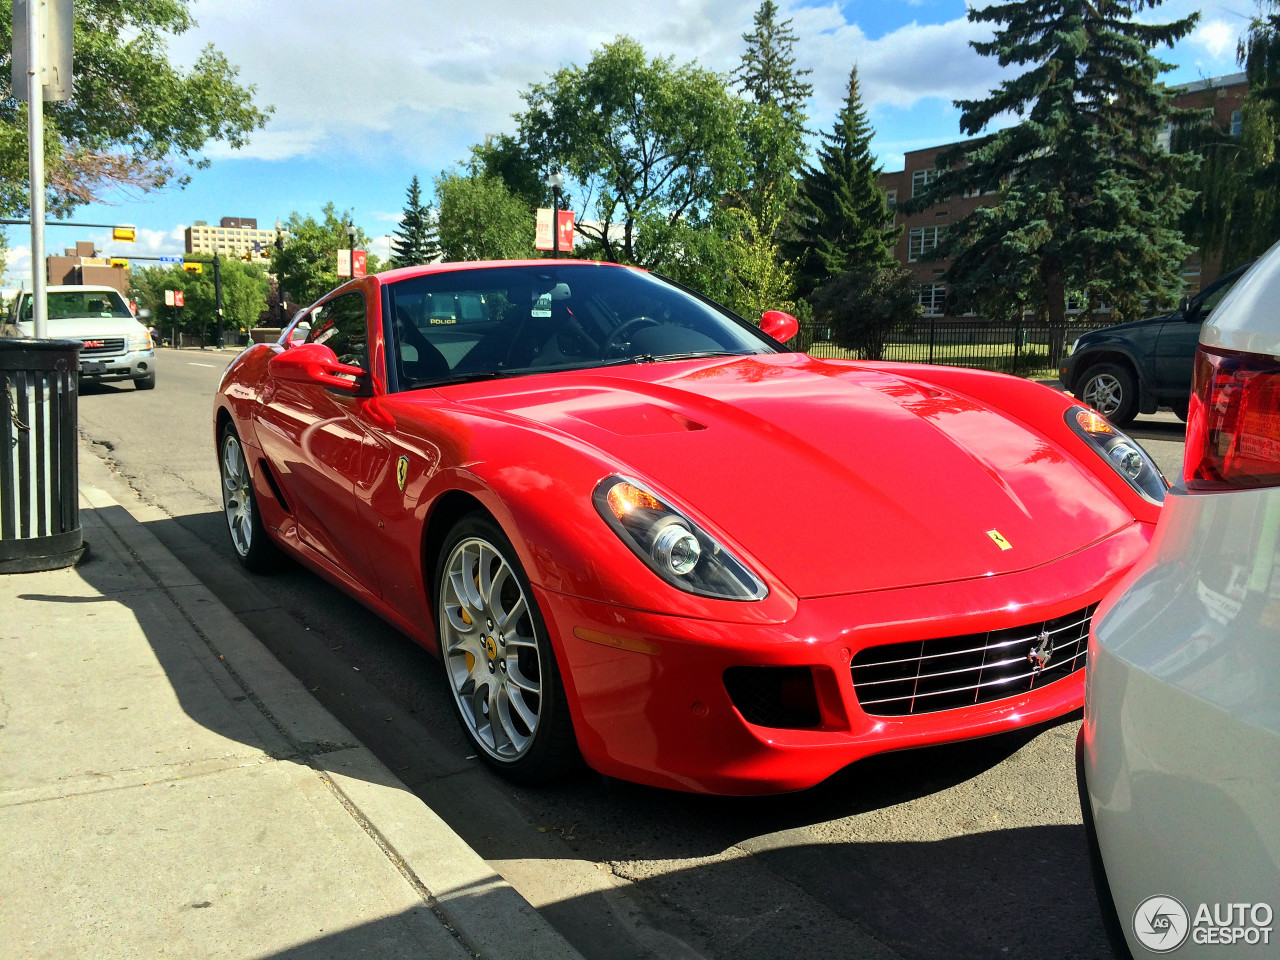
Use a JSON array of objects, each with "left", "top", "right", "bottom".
[{"left": 214, "top": 260, "right": 1165, "bottom": 795}]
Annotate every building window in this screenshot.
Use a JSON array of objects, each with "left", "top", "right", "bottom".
[
  {"left": 908, "top": 226, "right": 946, "bottom": 262},
  {"left": 885, "top": 190, "right": 897, "bottom": 210},
  {"left": 1231, "top": 110, "right": 1243, "bottom": 137},
  {"left": 911, "top": 168, "right": 938, "bottom": 197},
  {"left": 1157, "top": 122, "right": 1173, "bottom": 153},
  {"left": 919, "top": 284, "right": 946, "bottom": 317}
]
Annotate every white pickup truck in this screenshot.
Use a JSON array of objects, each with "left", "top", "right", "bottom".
[{"left": 3, "top": 285, "right": 156, "bottom": 389}]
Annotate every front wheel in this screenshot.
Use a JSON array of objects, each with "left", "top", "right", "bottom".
[
  {"left": 1079, "top": 363, "right": 1138, "bottom": 426},
  {"left": 135, "top": 372, "right": 156, "bottom": 390},
  {"left": 435, "top": 513, "right": 579, "bottom": 783},
  {"left": 218, "top": 424, "right": 280, "bottom": 573}
]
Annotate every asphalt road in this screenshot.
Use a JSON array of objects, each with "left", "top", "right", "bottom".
[{"left": 76, "top": 350, "right": 1189, "bottom": 960}]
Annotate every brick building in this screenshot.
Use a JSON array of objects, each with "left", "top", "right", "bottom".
[
  {"left": 45, "top": 240, "right": 128, "bottom": 294},
  {"left": 877, "top": 72, "right": 1248, "bottom": 320}
]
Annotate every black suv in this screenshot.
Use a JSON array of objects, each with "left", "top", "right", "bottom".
[{"left": 1059, "top": 261, "right": 1251, "bottom": 425}]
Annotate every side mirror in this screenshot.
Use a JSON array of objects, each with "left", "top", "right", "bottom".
[
  {"left": 760, "top": 310, "right": 799, "bottom": 344},
  {"left": 267, "top": 342, "right": 364, "bottom": 392},
  {"left": 1179, "top": 295, "right": 1194, "bottom": 319}
]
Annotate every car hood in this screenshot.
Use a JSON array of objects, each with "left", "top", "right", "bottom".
[
  {"left": 1076, "top": 313, "right": 1171, "bottom": 344},
  {"left": 441, "top": 355, "right": 1136, "bottom": 598}
]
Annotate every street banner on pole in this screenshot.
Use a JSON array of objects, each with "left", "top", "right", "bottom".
[
  {"left": 557, "top": 211, "right": 575, "bottom": 252},
  {"left": 535, "top": 208, "right": 553, "bottom": 251},
  {"left": 337, "top": 249, "right": 351, "bottom": 277},
  {"left": 352, "top": 250, "right": 367, "bottom": 278},
  {"left": 164, "top": 290, "right": 175, "bottom": 307},
  {"left": 174, "top": 291, "right": 185, "bottom": 308}
]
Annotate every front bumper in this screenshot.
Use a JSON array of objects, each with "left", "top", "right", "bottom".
[
  {"left": 539, "top": 520, "right": 1153, "bottom": 795},
  {"left": 80, "top": 349, "right": 154, "bottom": 381}
]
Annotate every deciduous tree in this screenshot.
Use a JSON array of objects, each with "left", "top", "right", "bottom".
[
  {"left": 434, "top": 172, "right": 535, "bottom": 262},
  {"left": 0, "top": 0, "right": 271, "bottom": 218},
  {"left": 269, "top": 205, "right": 375, "bottom": 308}
]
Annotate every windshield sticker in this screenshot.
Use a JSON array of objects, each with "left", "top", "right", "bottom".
[{"left": 532, "top": 293, "right": 552, "bottom": 318}]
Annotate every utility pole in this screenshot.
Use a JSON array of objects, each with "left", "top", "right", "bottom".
[
  {"left": 213, "top": 254, "right": 224, "bottom": 347},
  {"left": 13, "top": 0, "right": 73, "bottom": 339}
]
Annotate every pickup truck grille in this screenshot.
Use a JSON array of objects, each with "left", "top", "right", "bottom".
[{"left": 78, "top": 338, "right": 126, "bottom": 357}]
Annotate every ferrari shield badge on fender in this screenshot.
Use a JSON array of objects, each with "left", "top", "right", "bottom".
[
  {"left": 396, "top": 455, "right": 409, "bottom": 491},
  {"left": 986, "top": 529, "right": 1013, "bottom": 551}
]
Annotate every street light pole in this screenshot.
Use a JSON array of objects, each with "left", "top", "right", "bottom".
[
  {"left": 213, "top": 254, "right": 224, "bottom": 348},
  {"left": 25, "top": 0, "right": 47, "bottom": 338},
  {"left": 346, "top": 224, "right": 357, "bottom": 278},
  {"left": 547, "top": 170, "right": 564, "bottom": 260}
]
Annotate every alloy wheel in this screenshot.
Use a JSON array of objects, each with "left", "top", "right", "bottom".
[
  {"left": 439, "top": 537, "right": 543, "bottom": 761},
  {"left": 220, "top": 433, "right": 254, "bottom": 558},
  {"left": 1082, "top": 373, "right": 1124, "bottom": 417}
]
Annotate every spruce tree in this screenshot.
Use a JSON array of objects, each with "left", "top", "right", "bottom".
[
  {"left": 733, "top": 1, "right": 814, "bottom": 132},
  {"left": 785, "top": 66, "right": 898, "bottom": 298},
  {"left": 389, "top": 176, "right": 439, "bottom": 267},
  {"left": 913, "top": 0, "right": 1199, "bottom": 327}
]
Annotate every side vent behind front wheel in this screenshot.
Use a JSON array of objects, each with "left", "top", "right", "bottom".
[{"left": 257, "top": 458, "right": 291, "bottom": 513}]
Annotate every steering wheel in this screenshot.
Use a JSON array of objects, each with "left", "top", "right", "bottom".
[{"left": 602, "top": 316, "right": 662, "bottom": 359}]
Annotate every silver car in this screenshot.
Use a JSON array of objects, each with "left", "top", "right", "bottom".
[{"left": 1078, "top": 243, "right": 1280, "bottom": 957}]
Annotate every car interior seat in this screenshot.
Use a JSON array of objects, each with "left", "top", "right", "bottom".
[{"left": 395, "top": 308, "right": 451, "bottom": 384}]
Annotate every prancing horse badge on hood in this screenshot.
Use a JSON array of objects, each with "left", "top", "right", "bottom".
[{"left": 396, "top": 455, "right": 409, "bottom": 491}]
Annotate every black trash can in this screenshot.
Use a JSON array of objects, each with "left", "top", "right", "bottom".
[{"left": 0, "top": 338, "right": 84, "bottom": 573}]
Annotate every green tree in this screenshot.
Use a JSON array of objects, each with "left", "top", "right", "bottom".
[
  {"left": 913, "top": 0, "right": 1198, "bottom": 328},
  {"left": 0, "top": 0, "right": 271, "bottom": 218},
  {"left": 269, "top": 205, "right": 376, "bottom": 307},
  {"left": 434, "top": 172, "right": 536, "bottom": 262},
  {"left": 1180, "top": 3, "right": 1280, "bottom": 265},
  {"left": 515, "top": 37, "right": 744, "bottom": 269},
  {"left": 389, "top": 175, "right": 439, "bottom": 267},
  {"left": 732, "top": 1, "right": 813, "bottom": 128},
  {"left": 216, "top": 258, "right": 270, "bottom": 338},
  {"left": 810, "top": 265, "right": 920, "bottom": 360},
  {"left": 786, "top": 66, "right": 898, "bottom": 299}
]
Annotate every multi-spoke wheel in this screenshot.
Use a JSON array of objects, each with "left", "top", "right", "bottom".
[
  {"left": 1079, "top": 363, "right": 1138, "bottom": 426},
  {"left": 218, "top": 424, "right": 280, "bottom": 572},
  {"left": 435, "top": 513, "right": 578, "bottom": 782}
]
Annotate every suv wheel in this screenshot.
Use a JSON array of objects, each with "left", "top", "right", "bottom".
[
  {"left": 135, "top": 372, "right": 156, "bottom": 390},
  {"left": 1079, "top": 363, "right": 1137, "bottom": 425}
]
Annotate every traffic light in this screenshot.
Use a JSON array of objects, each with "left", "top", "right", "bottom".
[
  {"left": 183, "top": 262, "right": 203, "bottom": 274},
  {"left": 112, "top": 226, "right": 136, "bottom": 242},
  {"left": 110, "top": 257, "right": 129, "bottom": 269}
]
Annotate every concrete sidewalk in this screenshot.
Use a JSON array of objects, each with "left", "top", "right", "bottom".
[{"left": 0, "top": 475, "right": 583, "bottom": 959}]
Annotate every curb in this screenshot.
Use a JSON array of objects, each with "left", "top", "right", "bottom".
[{"left": 80, "top": 480, "right": 585, "bottom": 960}]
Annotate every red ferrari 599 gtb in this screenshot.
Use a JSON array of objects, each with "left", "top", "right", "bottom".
[{"left": 214, "top": 260, "right": 1164, "bottom": 794}]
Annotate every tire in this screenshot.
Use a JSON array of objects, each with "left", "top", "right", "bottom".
[
  {"left": 435, "top": 513, "right": 580, "bottom": 784},
  {"left": 134, "top": 372, "right": 156, "bottom": 390},
  {"left": 218, "top": 424, "right": 281, "bottom": 573},
  {"left": 1079, "top": 363, "right": 1138, "bottom": 426},
  {"left": 1171, "top": 399, "right": 1189, "bottom": 422}
]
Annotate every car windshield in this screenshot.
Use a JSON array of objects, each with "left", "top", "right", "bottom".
[
  {"left": 21, "top": 290, "right": 133, "bottom": 321},
  {"left": 384, "top": 264, "right": 782, "bottom": 389}
]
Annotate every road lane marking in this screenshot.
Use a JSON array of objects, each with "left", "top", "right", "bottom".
[{"left": 188, "top": 362, "right": 215, "bottom": 368}]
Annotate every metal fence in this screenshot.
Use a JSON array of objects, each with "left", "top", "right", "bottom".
[{"left": 791, "top": 316, "right": 1120, "bottom": 377}]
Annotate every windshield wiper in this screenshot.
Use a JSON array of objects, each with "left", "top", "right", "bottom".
[{"left": 598, "top": 350, "right": 747, "bottom": 367}]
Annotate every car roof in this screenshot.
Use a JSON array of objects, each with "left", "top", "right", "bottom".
[
  {"left": 374, "top": 259, "right": 646, "bottom": 284},
  {"left": 41, "top": 285, "right": 126, "bottom": 294}
]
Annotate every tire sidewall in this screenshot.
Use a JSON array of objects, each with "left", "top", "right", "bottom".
[{"left": 218, "top": 424, "right": 278, "bottom": 573}]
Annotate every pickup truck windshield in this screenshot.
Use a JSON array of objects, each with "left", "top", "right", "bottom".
[{"left": 20, "top": 291, "right": 133, "bottom": 321}]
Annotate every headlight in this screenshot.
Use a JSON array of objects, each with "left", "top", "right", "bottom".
[
  {"left": 128, "top": 331, "right": 153, "bottom": 351},
  {"left": 1067, "top": 338, "right": 1080, "bottom": 357},
  {"left": 593, "top": 476, "right": 767, "bottom": 600},
  {"left": 1066, "top": 407, "right": 1166, "bottom": 503}
]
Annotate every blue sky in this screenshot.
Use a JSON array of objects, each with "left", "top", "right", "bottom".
[{"left": 3, "top": 0, "right": 1257, "bottom": 285}]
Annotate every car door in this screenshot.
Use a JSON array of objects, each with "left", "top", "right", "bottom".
[
  {"left": 254, "top": 287, "right": 383, "bottom": 592},
  {"left": 1153, "top": 268, "right": 1244, "bottom": 401}
]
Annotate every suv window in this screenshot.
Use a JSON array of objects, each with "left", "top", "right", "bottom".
[{"left": 307, "top": 292, "right": 368, "bottom": 369}]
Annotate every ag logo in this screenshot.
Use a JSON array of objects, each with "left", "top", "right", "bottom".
[
  {"left": 986, "top": 529, "right": 1013, "bottom": 550},
  {"left": 396, "top": 454, "right": 409, "bottom": 491},
  {"left": 1133, "top": 895, "right": 1190, "bottom": 953}
]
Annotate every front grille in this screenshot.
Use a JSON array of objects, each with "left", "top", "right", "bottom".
[
  {"left": 850, "top": 604, "right": 1095, "bottom": 717},
  {"left": 79, "top": 338, "right": 126, "bottom": 357}
]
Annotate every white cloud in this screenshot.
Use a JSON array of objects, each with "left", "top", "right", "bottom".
[
  {"left": 1190, "top": 17, "right": 1240, "bottom": 62},
  {"left": 169, "top": 0, "right": 1001, "bottom": 168}
]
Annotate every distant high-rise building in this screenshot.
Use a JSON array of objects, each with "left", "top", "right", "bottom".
[{"left": 185, "top": 217, "right": 281, "bottom": 262}]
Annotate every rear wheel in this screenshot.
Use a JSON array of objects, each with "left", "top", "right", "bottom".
[
  {"left": 435, "top": 513, "right": 579, "bottom": 783},
  {"left": 1079, "top": 363, "right": 1138, "bottom": 425},
  {"left": 218, "top": 424, "right": 280, "bottom": 573}
]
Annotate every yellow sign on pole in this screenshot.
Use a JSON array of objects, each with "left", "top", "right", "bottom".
[
  {"left": 112, "top": 226, "right": 136, "bottom": 242},
  {"left": 110, "top": 257, "right": 129, "bottom": 269},
  {"left": 183, "top": 262, "right": 203, "bottom": 274}
]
